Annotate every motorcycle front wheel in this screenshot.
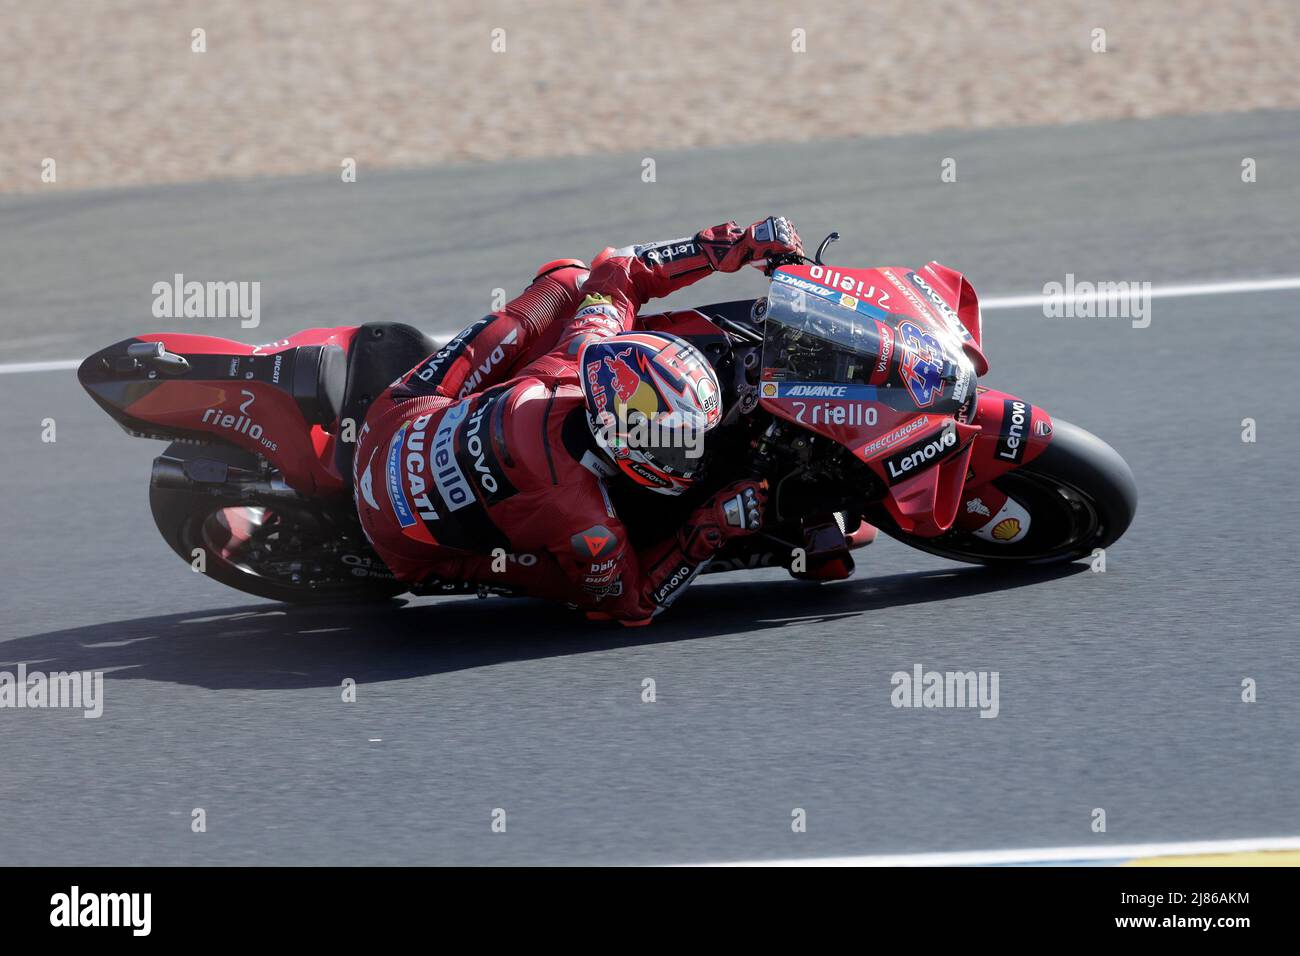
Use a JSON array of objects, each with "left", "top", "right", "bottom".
[{"left": 867, "top": 419, "right": 1137, "bottom": 565}]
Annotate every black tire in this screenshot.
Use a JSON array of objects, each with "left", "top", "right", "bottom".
[
  {"left": 867, "top": 419, "right": 1137, "bottom": 565},
  {"left": 150, "top": 441, "right": 405, "bottom": 603}
]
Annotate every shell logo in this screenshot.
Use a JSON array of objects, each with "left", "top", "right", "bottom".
[
  {"left": 840, "top": 293, "right": 858, "bottom": 309},
  {"left": 991, "top": 518, "right": 1022, "bottom": 541},
  {"left": 761, "top": 382, "right": 778, "bottom": 397}
]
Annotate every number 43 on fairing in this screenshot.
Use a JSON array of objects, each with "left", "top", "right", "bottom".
[{"left": 897, "top": 320, "right": 945, "bottom": 408}]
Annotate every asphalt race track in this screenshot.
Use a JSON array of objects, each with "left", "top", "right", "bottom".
[{"left": 2, "top": 111, "right": 1298, "bottom": 865}]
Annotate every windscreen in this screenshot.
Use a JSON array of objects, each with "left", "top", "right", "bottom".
[{"left": 760, "top": 274, "right": 885, "bottom": 385}]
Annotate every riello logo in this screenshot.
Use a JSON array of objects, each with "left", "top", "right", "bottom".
[
  {"left": 883, "top": 423, "right": 958, "bottom": 483},
  {"left": 200, "top": 389, "right": 278, "bottom": 451}
]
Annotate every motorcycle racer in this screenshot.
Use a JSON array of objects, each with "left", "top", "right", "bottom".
[{"left": 352, "top": 217, "right": 802, "bottom": 624}]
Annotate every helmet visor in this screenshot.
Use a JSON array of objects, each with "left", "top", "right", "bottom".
[{"left": 617, "top": 410, "right": 709, "bottom": 479}]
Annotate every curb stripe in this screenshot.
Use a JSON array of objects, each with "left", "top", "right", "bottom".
[{"left": 702, "top": 835, "right": 1300, "bottom": 867}]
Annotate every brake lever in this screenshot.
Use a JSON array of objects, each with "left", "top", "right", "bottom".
[
  {"left": 761, "top": 231, "right": 840, "bottom": 277},
  {"left": 762, "top": 251, "right": 806, "bottom": 278}
]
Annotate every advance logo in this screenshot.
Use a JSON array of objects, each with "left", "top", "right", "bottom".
[{"left": 881, "top": 422, "right": 959, "bottom": 484}]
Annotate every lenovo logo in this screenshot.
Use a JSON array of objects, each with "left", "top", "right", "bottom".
[{"left": 883, "top": 423, "right": 959, "bottom": 483}]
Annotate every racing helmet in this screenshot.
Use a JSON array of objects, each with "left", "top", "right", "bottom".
[{"left": 578, "top": 331, "right": 722, "bottom": 495}]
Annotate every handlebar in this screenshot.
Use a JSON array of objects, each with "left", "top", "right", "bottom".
[{"left": 761, "top": 230, "right": 840, "bottom": 277}]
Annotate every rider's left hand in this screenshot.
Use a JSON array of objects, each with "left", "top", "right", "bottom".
[{"left": 679, "top": 478, "right": 768, "bottom": 561}]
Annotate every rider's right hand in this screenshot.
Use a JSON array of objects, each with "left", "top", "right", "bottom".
[
  {"left": 696, "top": 218, "right": 803, "bottom": 273},
  {"left": 679, "top": 479, "right": 768, "bottom": 561}
]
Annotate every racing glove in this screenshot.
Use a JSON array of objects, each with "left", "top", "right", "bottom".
[
  {"left": 695, "top": 217, "right": 803, "bottom": 274},
  {"left": 577, "top": 480, "right": 768, "bottom": 628},
  {"left": 677, "top": 479, "right": 768, "bottom": 562}
]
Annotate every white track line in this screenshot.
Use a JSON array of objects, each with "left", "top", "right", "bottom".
[
  {"left": 980, "top": 275, "right": 1300, "bottom": 310},
  {"left": 0, "top": 358, "right": 82, "bottom": 375},
  {"left": 3, "top": 275, "right": 1298, "bottom": 377},
  {"left": 705, "top": 835, "right": 1300, "bottom": 867}
]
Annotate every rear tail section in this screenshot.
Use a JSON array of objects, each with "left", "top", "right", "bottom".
[
  {"left": 80, "top": 322, "right": 448, "bottom": 603},
  {"left": 78, "top": 329, "right": 357, "bottom": 495}
]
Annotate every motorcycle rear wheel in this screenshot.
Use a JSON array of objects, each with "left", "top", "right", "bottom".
[{"left": 150, "top": 441, "right": 405, "bottom": 603}]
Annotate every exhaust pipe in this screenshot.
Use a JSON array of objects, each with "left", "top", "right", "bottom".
[{"left": 150, "top": 455, "right": 304, "bottom": 503}]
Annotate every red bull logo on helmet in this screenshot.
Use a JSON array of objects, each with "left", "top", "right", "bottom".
[
  {"left": 602, "top": 348, "right": 664, "bottom": 421},
  {"left": 605, "top": 350, "right": 639, "bottom": 401}
]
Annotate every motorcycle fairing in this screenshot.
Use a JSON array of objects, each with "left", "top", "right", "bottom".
[
  {"left": 907, "top": 262, "right": 989, "bottom": 375},
  {"left": 78, "top": 327, "right": 358, "bottom": 495},
  {"left": 963, "top": 387, "right": 1054, "bottom": 489},
  {"left": 873, "top": 420, "right": 980, "bottom": 536},
  {"left": 948, "top": 386, "right": 1054, "bottom": 543},
  {"left": 759, "top": 263, "right": 987, "bottom": 536},
  {"left": 758, "top": 379, "right": 981, "bottom": 536}
]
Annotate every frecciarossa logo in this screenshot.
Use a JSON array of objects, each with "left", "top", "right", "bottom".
[{"left": 881, "top": 422, "right": 960, "bottom": 484}]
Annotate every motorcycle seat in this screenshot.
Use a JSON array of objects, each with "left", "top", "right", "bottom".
[
  {"left": 291, "top": 344, "right": 348, "bottom": 427},
  {"left": 333, "top": 322, "right": 441, "bottom": 489}
]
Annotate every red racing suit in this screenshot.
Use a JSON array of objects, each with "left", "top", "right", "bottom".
[{"left": 353, "top": 221, "right": 792, "bottom": 622}]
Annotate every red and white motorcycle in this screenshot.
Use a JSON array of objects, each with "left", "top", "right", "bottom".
[{"left": 79, "top": 232, "right": 1137, "bottom": 602}]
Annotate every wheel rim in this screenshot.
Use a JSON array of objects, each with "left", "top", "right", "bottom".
[{"left": 192, "top": 505, "right": 396, "bottom": 592}]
